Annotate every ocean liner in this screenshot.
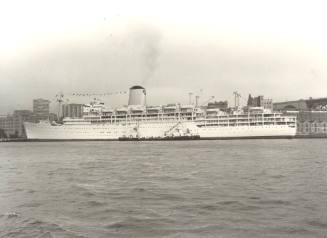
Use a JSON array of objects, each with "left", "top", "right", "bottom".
[{"left": 24, "top": 86, "right": 296, "bottom": 140}]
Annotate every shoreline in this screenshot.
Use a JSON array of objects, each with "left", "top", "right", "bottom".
[{"left": 2, "top": 134, "right": 327, "bottom": 142}]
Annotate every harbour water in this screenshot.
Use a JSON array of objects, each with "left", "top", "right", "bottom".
[{"left": 1, "top": 139, "right": 327, "bottom": 237}]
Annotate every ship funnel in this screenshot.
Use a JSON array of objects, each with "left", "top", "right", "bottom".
[{"left": 128, "top": 85, "right": 146, "bottom": 106}]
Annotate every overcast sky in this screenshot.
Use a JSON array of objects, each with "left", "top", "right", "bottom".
[{"left": 0, "top": 0, "right": 326, "bottom": 113}]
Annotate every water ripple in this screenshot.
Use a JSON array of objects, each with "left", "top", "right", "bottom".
[{"left": 1, "top": 140, "right": 327, "bottom": 237}]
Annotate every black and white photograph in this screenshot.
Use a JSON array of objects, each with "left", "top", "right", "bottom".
[{"left": 1, "top": 0, "right": 327, "bottom": 237}]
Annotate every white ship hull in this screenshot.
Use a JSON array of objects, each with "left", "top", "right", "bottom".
[
  {"left": 198, "top": 125, "right": 295, "bottom": 139},
  {"left": 24, "top": 121, "right": 296, "bottom": 140}
]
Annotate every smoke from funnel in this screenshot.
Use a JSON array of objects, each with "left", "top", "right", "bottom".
[
  {"left": 142, "top": 32, "right": 161, "bottom": 85},
  {"left": 129, "top": 25, "right": 162, "bottom": 86}
]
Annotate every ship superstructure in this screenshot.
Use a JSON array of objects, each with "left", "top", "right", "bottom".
[{"left": 24, "top": 86, "right": 296, "bottom": 140}]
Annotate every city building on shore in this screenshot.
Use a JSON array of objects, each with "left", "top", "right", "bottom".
[
  {"left": 33, "top": 98, "right": 51, "bottom": 120},
  {"left": 296, "top": 111, "right": 327, "bottom": 136},
  {"left": 273, "top": 97, "right": 327, "bottom": 111},
  {"left": 247, "top": 94, "right": 273, "bottom": 110},
  {"left": 62, "top": 103, "right": 83, "bottom": 118},
  {"left": 274, "top": 97, "right": 327, "bottom": 136},
  {"left": 0, "top": 98, "right": 52, "bottom": 138},
  {"left": 0, "top": 110, "right": 35, "bottom": 138},
  {"left": 0, "top": 115, "right": 15, "bottom": 137}
]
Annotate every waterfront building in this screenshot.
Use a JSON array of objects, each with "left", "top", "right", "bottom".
[
  {"left": 273, "top": 97, "right": 327, "bottom": 136},
  {"left": 13, "top": 110, "right": 35, "bottom": 137},
  {"left": 33, "top": 98, "right": 50, "bottom": 120},
  {"left": 0, "top": 110, "right": 35, "bottom": 137},
  {"left": 296, "top": 111, "right": 327, "bottom": 136},
  {"left": 274, "top": 97, "right": 327, "bottom": 111},
  {"left": 247, "top": 94, "right": 273, "bottom": 110},
  {"left": 0, "top": 110, "right": 36, "bottom": 138},
  {"left": 13, "top": 110, "right": 35, "bottom": 121},
  {"left": 0, "top": 115, "right": 15, "bottom": 137},
  {"left": 62, "top": 104, "right": 83, "bottom": 118}
]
